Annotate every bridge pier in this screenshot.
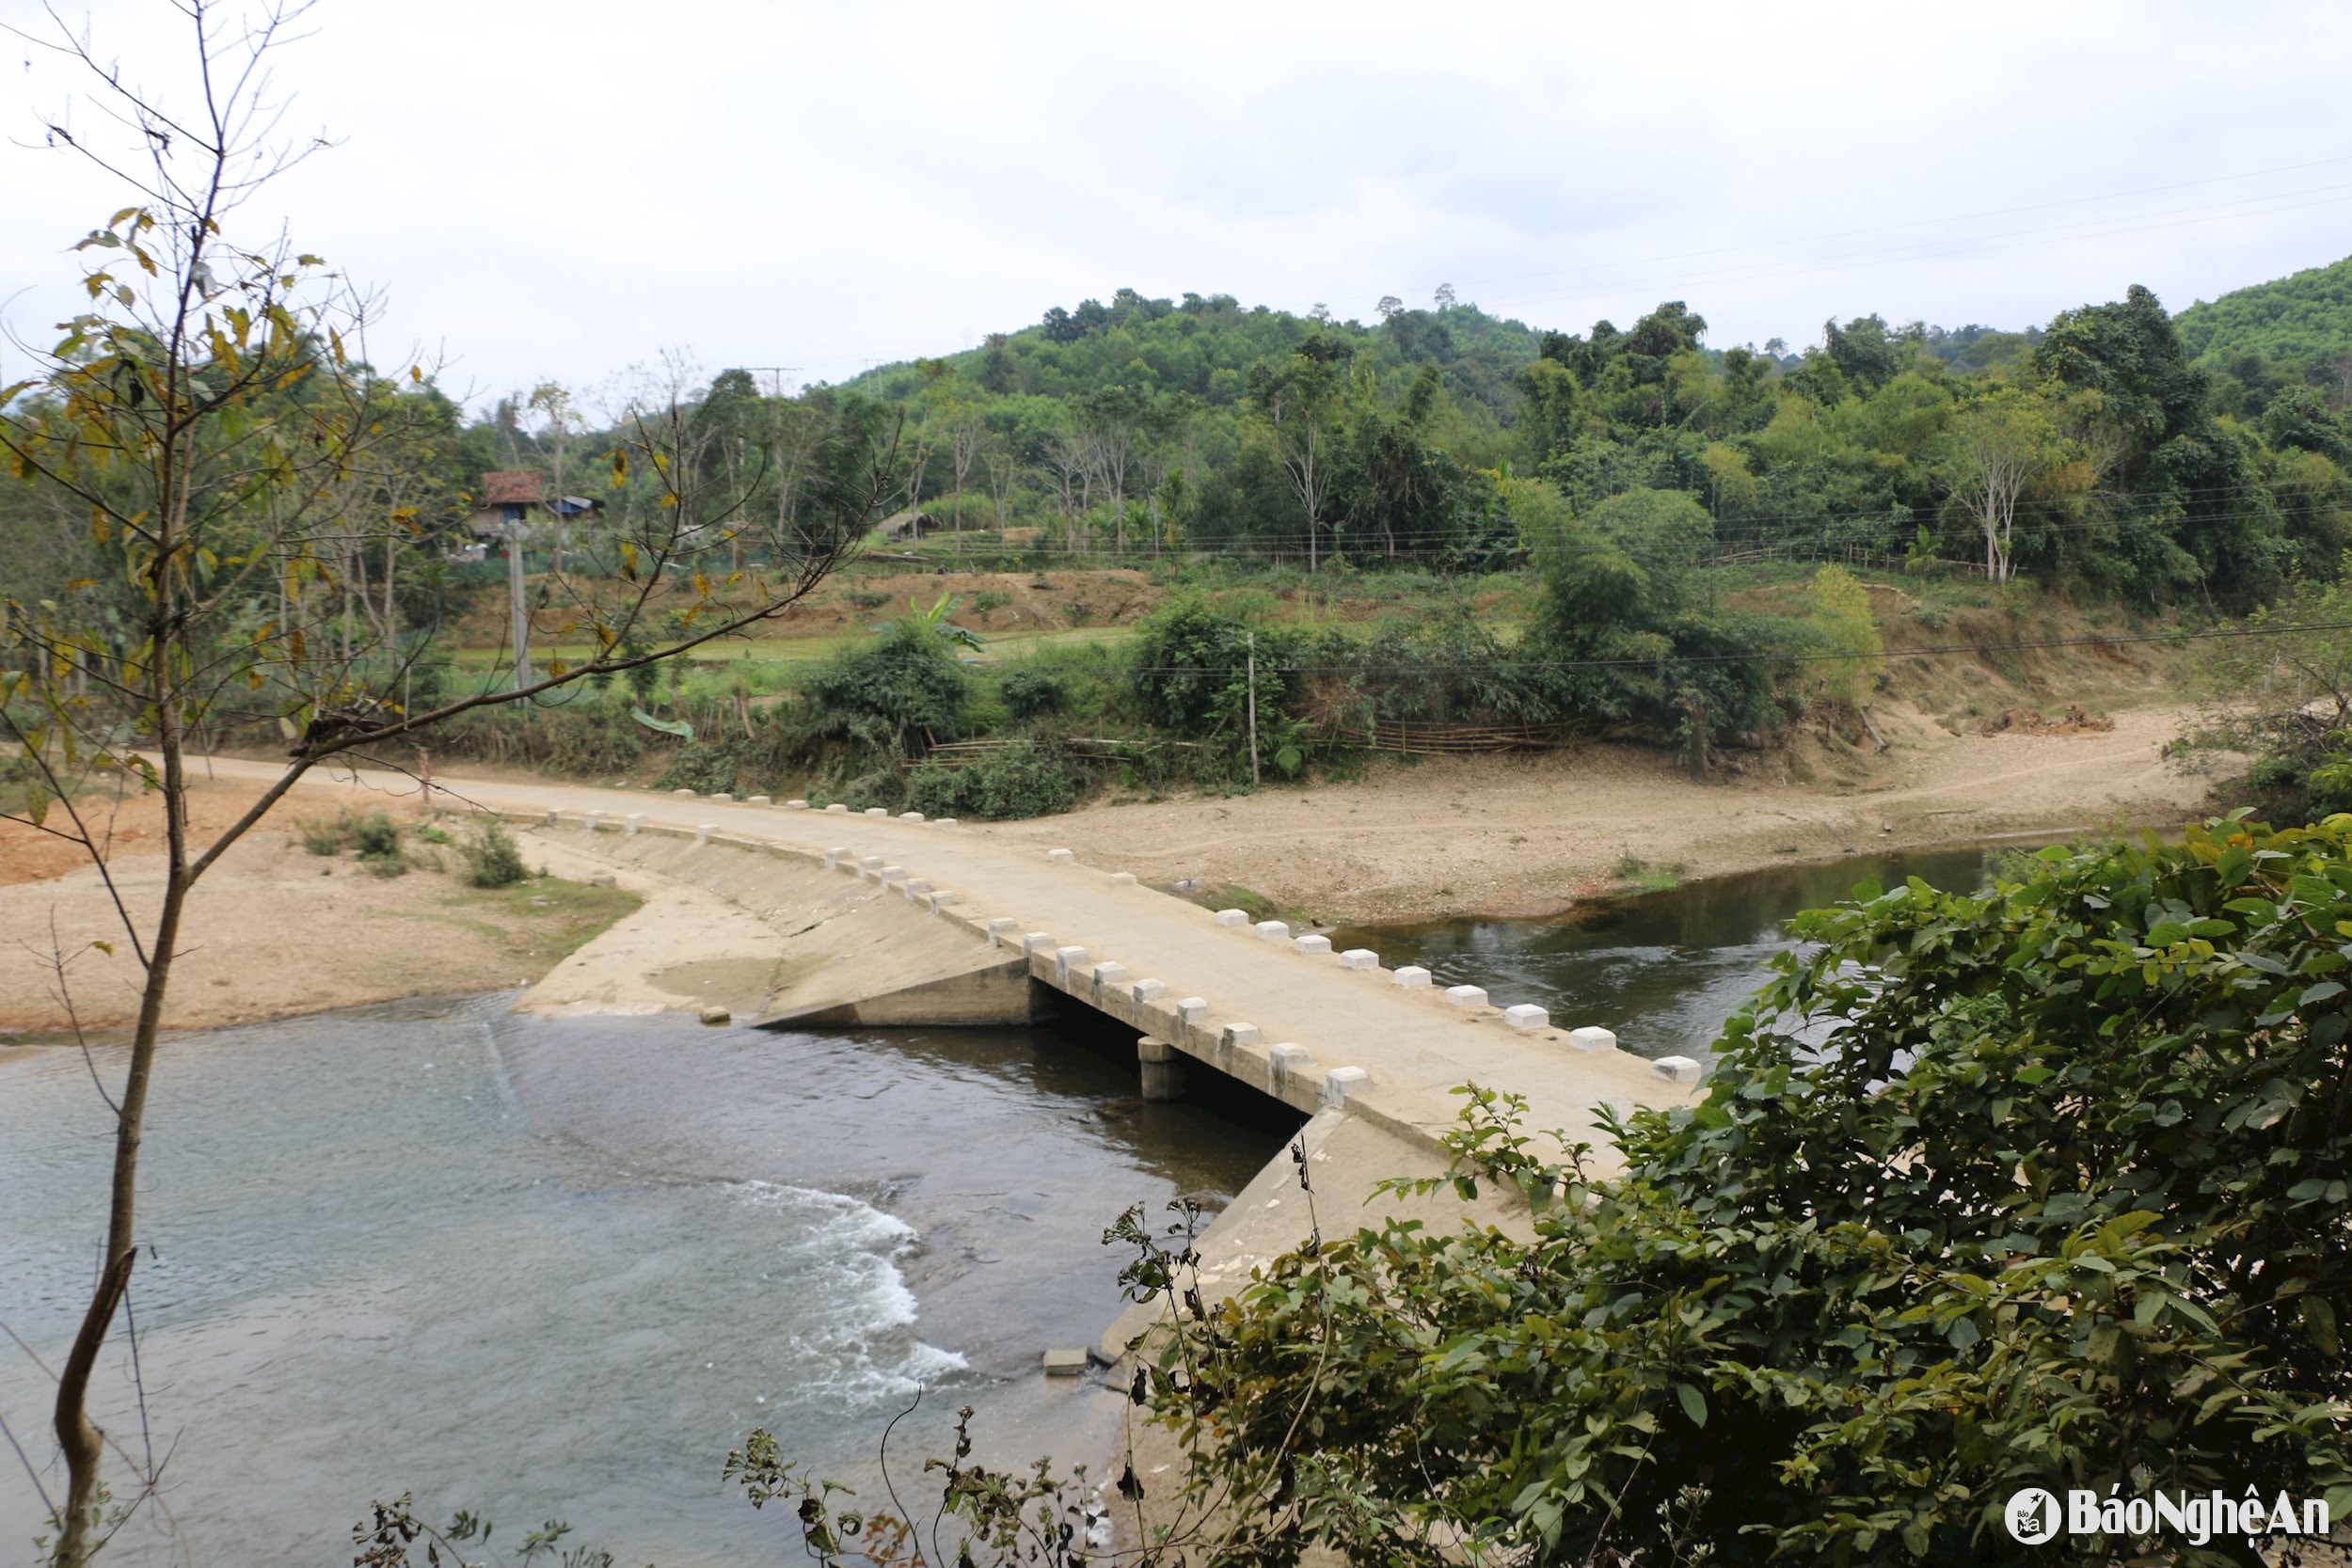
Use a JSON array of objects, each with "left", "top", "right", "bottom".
[{"left": 1136, "top": 1035, "right": 1188, "bottom": 1101}]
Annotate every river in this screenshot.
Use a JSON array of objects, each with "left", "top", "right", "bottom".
[
  {"left": 1329, "top": 845, "right": 2006, "bottom": 1061},
  {"left": 0, "top": 997, "right": 1275, "bottom": 1565},
  {"left": 0, "top": 844, "right": 2015, "bottom": 1563}
]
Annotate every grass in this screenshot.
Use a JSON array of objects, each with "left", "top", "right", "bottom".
[
  {"left": 389, "top": 878, "right": 642, "bottom": 963},
  {"left": 1613, "top": 855, "right": 1687, "bottom": 896}
]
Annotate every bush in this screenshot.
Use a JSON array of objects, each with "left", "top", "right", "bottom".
[
  {"left": 906, "top": 741, "right": 1079, "bottom": 820},
  {"left": 459, "top": 817, "right": 528, "bottom": 888},
  {"left": 1106, "top": 816, "right": 2352, "bottom": 1563},
  {"left": 296, "top": 816, "right": 346, "bottom": 856},
  {"left": 802, "top": 620, "right": 971, "bottom": 753},
  {"left": 352, "top": 812, "right": 402, "bottom": 861},
  {"left": 998, "top": 668, "right": 1066, "bottom": 721}
]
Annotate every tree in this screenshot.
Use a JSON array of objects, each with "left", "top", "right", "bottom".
[
  {"left": 0, "top": 13, "right": 885, "bottom": 1560},
  {"left": 1948, "top": 390, "right": 2059, "bottom": 582},
  {"left": 1076, "top": 385, "right": 1150, "bottom": 554},
  {"left": 1248, "top": 340, "right": 1352, "bottom": 570},
  {"left": 1805, "top": 562, "right": 1883, "bottom": 722}
]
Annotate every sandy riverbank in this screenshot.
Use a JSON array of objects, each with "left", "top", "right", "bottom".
[
  {"left": 0, "top": 785, "right": 641, "bottom": 1036},
  {"left": 972, "top": 698, "right": 2218, "bottom": 925},
  {"left": 0, "top": 697, "right": 2221, "bottom": 1034}
]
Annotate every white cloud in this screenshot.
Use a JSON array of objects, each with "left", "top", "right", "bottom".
[{"left": 6, "top": 0, "right": 2347, "bottom": 404}]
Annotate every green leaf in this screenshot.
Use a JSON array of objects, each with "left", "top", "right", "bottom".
[{"left": 1674, "top": 1382, "right": 1707, "bottom": 1428}]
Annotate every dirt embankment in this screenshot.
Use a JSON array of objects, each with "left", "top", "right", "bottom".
[
  {"left": 0, "top": 688, "right": 2223, "bottom": 1034},
  {"left": 0, "top": 783, "right": 638, "bottom": 1037},
  {"left": 970, "top": 699, "right": 2217, "bottom": 925}
]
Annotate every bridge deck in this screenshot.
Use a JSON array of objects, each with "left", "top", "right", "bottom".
[{"left": 206, "top": 764, "right": 1702, "bottom": 1169}]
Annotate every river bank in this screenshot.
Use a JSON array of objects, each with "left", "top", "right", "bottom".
[
  {"left": 974, "top": 696, "right": 2213, "bottom": 924},
  {"left": 1, "top": 698, "right": 2216, "bottom": 1035}
]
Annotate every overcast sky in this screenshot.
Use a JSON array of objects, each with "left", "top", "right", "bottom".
[{"left": 7, "top": 1, "right": 2350, "bottom": 413}]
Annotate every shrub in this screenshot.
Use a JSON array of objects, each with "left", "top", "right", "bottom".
[
  {"left": 1104, "top": 816, "right": 2352, "bottom": 1563},
  {"left": 296, "top": 816, "right": 346, "bottom": 856},
  {"left": 352, "top": 812, "right": 402, "bottom": 861},
  {"left": 459, "top": 817, "right": 528, "bottom": 888},
  {"left": 998, "top": 668, "right": 1065, "bottom": 721},
  {"left": 802, "top": 620, "right": 971, "bottom": 753},
  {"left": 906, "top": 741, "right": 1079, "bottom": 820}
]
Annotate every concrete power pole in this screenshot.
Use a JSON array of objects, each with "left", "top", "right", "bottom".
[
  {"left": 1247, "top": 631, "right": 1261, "bottom": 787},
  {"left": 506, "top": 517, "right": 531, "bottom": 691}
]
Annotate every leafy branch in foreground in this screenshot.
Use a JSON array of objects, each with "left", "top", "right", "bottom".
[{"left": 0, "top": 8, "right": 888, "bottom": 1562}]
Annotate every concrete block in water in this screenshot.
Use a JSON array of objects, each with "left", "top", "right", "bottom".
[
  {"left": 1654, "top": 1055, "right": 1704, "bottom": 1085},
  {"left": 1444, "top": 984, "right": 1488, "bottom": 1009},
  {"left": 1175, "top": 997, "right": 1209, "bottom": 1025},
  {"left": 1054, "top": 945, "right": 1089, "bottom": 986},
  {"left": 624, "top": 814, "right": 644, "bottom": 834},
  {"left": 1254, "top": 920, "right": 1290, "bottom": 942},
  {"left": 1109, "top": 872, "right": 1137, "bottom": 885},
  {"left": 985, "top": 918, "right": 1020, "bottom": 946},
  {"left": 1213, "top": 909, "right": 1249, "bottom": 927},
  {"left": 786, "top": 800, "right": 810, "bottom": 810},
  {"left": 748, "top": 796, "right": 771, "bottom": 806},
  {"left": 1567, "top": 1026, "right": 1618, "bottom": 1053},
  {"left": 1042, "top": 1347, "right": 1089, "bottom": 1376},
  {"left": 1340, "top": 949, "right": 1379, "bottom": 971},
  {"left": 1322, "top": 1066, "right": 1371, "bottom": 1107},
  {"left": 1023, "top": 932, "right": 1057, "bottom": 957},
  {"left": 1293, "top": 934, "right": 1332, "bottom": 956},
  {"left": 1265, "top": 1043, "right": 1311, "bottom": 1093},
  {"left": 899, "top": 811, "right": 924, "bottom": 822},
  {"left": 1221, "top": 1022, "right": 1262, "bottom": 1050},
  {"left": 1502, "top": 1004, "right": 1550, "bottom": 1032},
  {"left": 1136, "top": 1036, "right": 1187, "bottom": 1101},
  {"left": 1047, "top": 847, "right": 1076, "bottom": 864},
  {"left": 1393, "top": 966, "right": 1431, "bottom": 988},
  {"left": 1131, "top": 979, "right": 1169, "bottom": 1003},
  {"left": 699, "top": 1005, "right": 731, "bottom": 1026}
]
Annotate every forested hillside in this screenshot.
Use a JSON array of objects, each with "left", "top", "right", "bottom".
[
  {"left": 2177, "top": 253, "right": 2352, "bottom": 416},
  {"left": 13, "top": 256, "right": 2352, "bottom": 816},
  {"left": 795, "top": 274, "right": 2352, "bottom": 610}
]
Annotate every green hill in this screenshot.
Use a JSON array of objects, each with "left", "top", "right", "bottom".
[{"left": 2173, "top": 254, "right": 2352, "bottom": 414}]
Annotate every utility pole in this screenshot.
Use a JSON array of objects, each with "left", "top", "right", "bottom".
[
  {"left": 505, "top": 516, "right": 531, "bottom": 692},
  {"left": 1247, "top": 631, "right": 1261, "bottom": 787}
]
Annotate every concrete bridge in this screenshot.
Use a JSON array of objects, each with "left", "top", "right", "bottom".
[{"left": 206, "top": 763, "right": 1707, "bottom": 1353}]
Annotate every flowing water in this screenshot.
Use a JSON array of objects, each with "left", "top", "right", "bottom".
[
  {"left": 1329, "top": 845, "right": 2010, "bottom": 1062},
  {"left": 0, "top": 997, "right": 1277, "bottom": 1565},
  {"left": 0, "top": 845, "right": 2022, "bottom": 1563}
]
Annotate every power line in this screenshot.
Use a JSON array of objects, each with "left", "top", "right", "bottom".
[{"left": 1114, "top": 615, "right": 2352, "bottom": 676}]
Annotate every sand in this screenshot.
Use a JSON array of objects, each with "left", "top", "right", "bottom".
[
  {"left": 0, "top": 697, "right": 2219, "bottom": 1035},
  {"left": 0, "top": 782, "right": 640, "bottom": 1037},
  {"left": 970, "top": 699, "right": 2217, "bottom": 924}
]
